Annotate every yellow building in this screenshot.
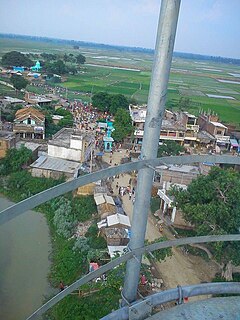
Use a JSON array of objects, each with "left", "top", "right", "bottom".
[{"left": 0, "top": 131, "right": 16, "bottom": 158}]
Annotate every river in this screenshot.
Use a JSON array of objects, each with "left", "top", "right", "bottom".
[{"left": 0, "top": 196, "right": 53, "bottom": 320}]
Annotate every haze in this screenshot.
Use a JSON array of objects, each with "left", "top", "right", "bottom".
[{"left": 0, "top": 0, "right": 239, "bottom": 58}]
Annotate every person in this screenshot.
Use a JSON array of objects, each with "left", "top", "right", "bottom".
[
  {"left": 129, "top": 191, "right": 132, "bottom": 200},
  {"left": 116, "top": 182, "right": 119, "bottom": 189},
  {"left": 60, "top": 281, "right": 65, "bottom": 291},
  {"left": 140, "top": 274, "right": 147, "bottom": 285}
]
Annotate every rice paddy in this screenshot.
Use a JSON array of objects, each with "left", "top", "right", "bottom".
[{"left": 0, "top": 37, "right": 240, "bottom": 127}]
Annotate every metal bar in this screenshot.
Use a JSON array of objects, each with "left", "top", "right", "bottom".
[
  {"left": 122, "top": 0, "right": 181, "bottom": 304},
  {"left": 0, "top": 155, "right": 239, "bottom": 225},
  {"left": 102, "top": 282, "right": 240, "bottom": 320},
  {"left": 26, "top": 234, "right": 240, "bottom": 319}
]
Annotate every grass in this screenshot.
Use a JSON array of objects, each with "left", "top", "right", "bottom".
[{"left": 1, "top": 37, "right": 240, "bottom": 127}]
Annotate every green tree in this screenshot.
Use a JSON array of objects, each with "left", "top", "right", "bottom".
[
  {"left": 171, "top": 167, "right": 240, "bottom": 279},
  {"left": 157, "top": 140, "right": 185, "bottom": 157},
  {"left": 10, "top": 75, "right": 29, "bottom": 91},
  {"left": 109, "top": 94, "right": 129, "bottom": 115},
  {"left": 45, "top": 60, "right": 68, "bottom": 75},
  {"left": 145, "top": 237, "right": 172, "bottom": 262},
  {"left": 76, "top": 54, "right": 86, "bottom": 64},
  {"left": 1, "top": 51, "right": 33, "bottom": 67},
  {"left": 0, "top": 146, "right": 32, "bottom": 175},
  {"left": 92, "top": 92, "right": 112, "bottom": 112},
  {"left": 178, "top": 97, "right": 191, "bottom": 110},
  {"left": 112, "top": 108, "right": 133, "bottom": 142}
]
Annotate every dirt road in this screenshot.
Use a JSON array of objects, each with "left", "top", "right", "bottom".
[{"left": 102, "top": 150, "right": 218, "bottom": 291}]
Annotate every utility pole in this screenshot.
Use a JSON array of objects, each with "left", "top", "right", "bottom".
[{"left": 122, "top": 0, "right": 181, "bottom": 305}]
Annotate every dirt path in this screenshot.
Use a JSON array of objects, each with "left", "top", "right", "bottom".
[{"left": 102, "top": 150, "right": 219, "bottom": 292}]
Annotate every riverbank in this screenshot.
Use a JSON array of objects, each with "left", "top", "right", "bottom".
[
  {"left": 0, "top": 195, "right": 53, "bottom": 320},
  {"left": 0, "top": 171, "right": 121, "bottom": 319}
]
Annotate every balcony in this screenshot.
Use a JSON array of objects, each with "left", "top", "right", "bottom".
[{"left": 215, "top": 135, "right": 230, "bottom": 144}]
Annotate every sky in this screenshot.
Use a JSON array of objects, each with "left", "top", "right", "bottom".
[{"left": 0, "top": 0, "right": 240, "bottom": 58}]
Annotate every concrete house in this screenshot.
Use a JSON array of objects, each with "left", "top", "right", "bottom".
[{"left": 48, "top": 128, "right": 94, "bottom": 163}]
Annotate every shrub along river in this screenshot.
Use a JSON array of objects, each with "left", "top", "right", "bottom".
[{"left": 0, "top": 196, "right": 53, "bottom": 320}]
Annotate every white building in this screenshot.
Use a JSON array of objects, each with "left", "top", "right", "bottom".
[{"left": 48, "top": 128, "right": 94, "bottom": 162}]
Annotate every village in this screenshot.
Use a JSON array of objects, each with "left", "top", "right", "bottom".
[{"left": 1, "top": 71, "right": 240, "bottom": 291}]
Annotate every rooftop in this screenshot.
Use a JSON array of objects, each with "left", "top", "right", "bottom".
[
  {"left": 15, "top": 106, "right": 45, "bottom": 122},
  {"left": 94, "top": 194, "right": 115, "bottom": 206},
  {"left": 30, "top": 155, "right": 81, "bottom": 174},
  {"left": 210, "top": 121, "right": 227, "bottom": 129},
  {"left": 4, "top": 96, "right": 24, "bottom": 104},
  {"left": 0, "top": 130, "right": 15, "bottom": 139},
  {"left": 49, "top": 128, "right": 94, "bottom": 148},
  {"left": 107, "top": 213, "right": 131, "bottom": 228}
]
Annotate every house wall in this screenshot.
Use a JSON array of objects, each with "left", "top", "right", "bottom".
[
  {"left": 48, "top": 144, "right": 82, "bottom": 162},
  {"left": 0, "top": 136, "right": 16, "bottom": 158},
  {"left": 0, "top": 139, "right": 8, "bottom": 158},
  {"left": 30, "top": 167, "right": 72, "bottom": 179}
]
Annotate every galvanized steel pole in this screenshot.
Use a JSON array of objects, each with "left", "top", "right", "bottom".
[{"left": 122, "top": 0, "right": 181, "bottom": 304}]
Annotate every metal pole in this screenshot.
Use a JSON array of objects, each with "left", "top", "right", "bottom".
[{"left": 122, "top": 0, "right": 181, "bottom": 304}]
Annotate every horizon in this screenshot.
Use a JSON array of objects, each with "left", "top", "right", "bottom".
[
  {"left": 1, "top": 32, "right": 239, "bottom": 61},
  {"left": 0, "top": 1, "right": 240, "bottom": 59}
]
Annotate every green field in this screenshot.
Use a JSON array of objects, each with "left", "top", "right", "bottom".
[{"left": 0, "top": 38, "right": 240, "bottom": 127}]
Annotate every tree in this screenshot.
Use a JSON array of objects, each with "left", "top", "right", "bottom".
[
  {"left": 45, "top": 60, "right": 68, "bottom": 75},
  {"left": 112, "top": 108, "right": 133, "bottom": 142},
  {"left": 76, "top": 53, "right": 86, "bottom": 64},
  {"left": 171, "top": 167, "right": 240, "bottom": 279},
  {"left": 145, "top": 237, "right": 172, "bottom": 262},
  {"left": 178, "top": 97, "right": 191, "bottom": 110},
  {"left": 157, "top": 140, "right": 185, "bottom": 157},
  {"left": 1, "top": 51, "right": 33, "bottom": 67},
  {"left": 92, "top": 92, "right": 130, "bottom": 115},
  {"left": 109, "top": 94, "right": 129, "bottom": 115},
  {"left": 92, "top": 92, "right": 112, "bottom": 112},
  {"left": 10, "top": 74, "right": 29, "bottom": 91},
  {"left": 0, "top": 146, "right": 32, "bottom": 175}
]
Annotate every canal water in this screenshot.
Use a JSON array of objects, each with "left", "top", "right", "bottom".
[{"left": 0, "top": 196, "right": 53, "bottom": 320}]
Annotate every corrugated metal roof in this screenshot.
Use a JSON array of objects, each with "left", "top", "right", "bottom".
[
  {"left": 105, "top": 195, "right": 115, "bottom": 206},
  {"left": 30, "top": 156, "right": 81, "bottom": 173},
  {"left": 107, "top": 213, "right": 131, "bottom": 228},
  {"left": 94, "top": 194, "right": 105, "bottom": 206}
]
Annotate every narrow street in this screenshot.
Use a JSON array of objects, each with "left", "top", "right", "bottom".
[{"left": 102, "top": 150, "right": 219, "bottom": 293}]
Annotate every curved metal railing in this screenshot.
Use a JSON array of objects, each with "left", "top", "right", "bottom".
[
  {"left": 1, "top": 155, "right": 240, "bottom": 225},
  {"left": 101, "top": 282, "right": 240, "bottom": 320},
  {"left": 26, "top": 234, "right": 240, "bottom": 319}
]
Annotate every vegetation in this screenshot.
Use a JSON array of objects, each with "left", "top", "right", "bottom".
[
  {"left": 145, "top": 237, "right": 172, "bottom": 262},
  {"left": 150, "top": 197, "right": 161, "bottom": 214},
  {"left": 45, "top": 59, "right": 68, "bottom": 75},
  {"left": 92, "top": 92, "right": 129, "bottom": 115},
  {"left": 171, "top": 167, "right": 240, "bottom": 279},
  {"left": 0, "top": 146, "right": 33, "bottom": 175},
  {"left": 10, "top": 74, "right": 29, "bottom": 91},
  {"left": 112, "top": 108, "right": 134, "bottom": 142},
  {"left": 43, "top": 106, "right": 74, "bottom": 138},
  {"left": 157, "top": 140, "right": 185, "bottom": 157},
  {"left": 76, "top": 53, "right": 86, "bottom": 64},
  {"left": 1, "top": 50, "right": 33, "bottom": 67}
]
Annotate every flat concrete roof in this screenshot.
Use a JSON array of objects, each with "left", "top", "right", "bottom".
[{"left": 49, "top": 128, "right": 94, "bottom": 148}]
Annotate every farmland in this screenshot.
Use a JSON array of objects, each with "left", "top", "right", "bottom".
[{"left": 0, "top": 37, "right": 240, "bottom": 127}]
